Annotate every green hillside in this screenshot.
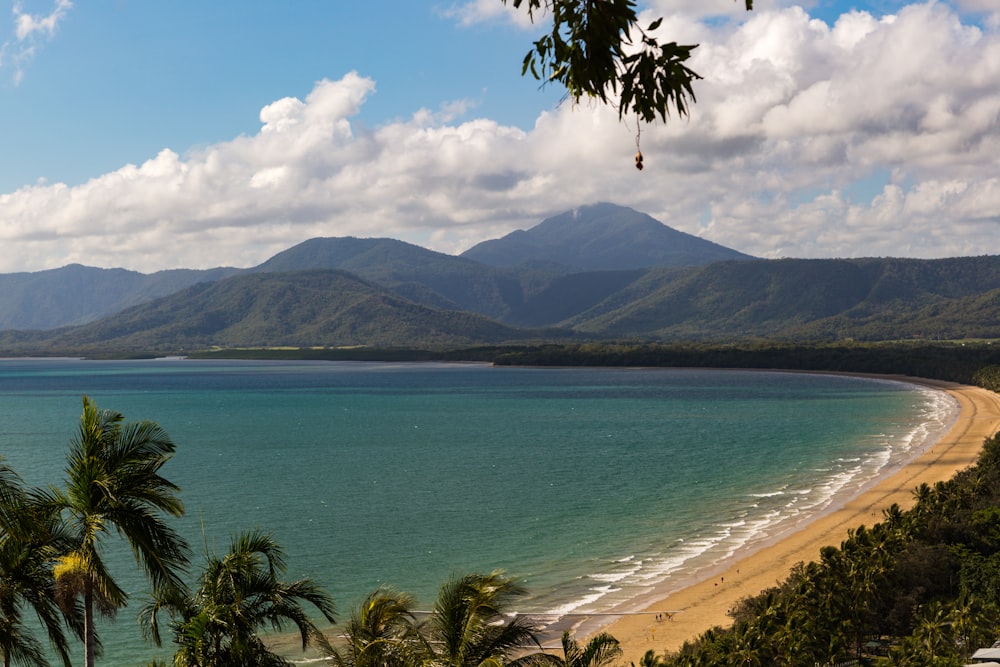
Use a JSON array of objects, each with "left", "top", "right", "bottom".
[
  {"left": 3, "top": 204, "right": 1000, "bottom": 352},
  {"left": 567, "top": 256, "right": 1000, "bottom": 341},
  {"left": 252, "top": 236, "right": 553, "bottom": 321},
  {"left": 0, "top": 264, "right": 238, "bottom": 329},
  {"left": 0, "top": 270, "right": 563, "bottom": 355}
]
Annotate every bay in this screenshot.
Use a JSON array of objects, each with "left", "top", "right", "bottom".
[{"left": 0, "top": 358, "right": 956, "bottom": 665}]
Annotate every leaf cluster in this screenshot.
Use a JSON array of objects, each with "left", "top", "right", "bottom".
[
  {"left": 328, "top": 571, "right": 564, "bottom": 667},
  {"left": 141, "top": 529, "right": 336, "bottom": 667},
  {"left": 507, "top": 0, "right": 752, "bottom": 122}
]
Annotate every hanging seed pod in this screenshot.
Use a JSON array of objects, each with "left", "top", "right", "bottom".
[{"left": 635, "top": 151, "right": 644, "bottom": 170}]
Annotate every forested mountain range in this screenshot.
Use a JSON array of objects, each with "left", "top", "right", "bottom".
[
  {"left": 0, "top": 270, "right": 556, "bottom": 354},
  {"left": 1, "top": 203, "right": 999, "bottom": 354}
]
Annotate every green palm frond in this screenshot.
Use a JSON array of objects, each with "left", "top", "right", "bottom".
[
  {"left": 428, "top": 571, "right": 542, "bottom": 667},
  {"left": 329, "top": 587, "right": 422, "bottom": 667},
  {"left": 58, "top": 396, "right": 191, "bottom": 667},
  {"left": 146, "top": 529, "right": 335, "bottom": 667}
]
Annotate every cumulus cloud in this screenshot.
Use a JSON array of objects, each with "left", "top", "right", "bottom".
[
  {"left": 1, "top": 0, "right": 72, "bottom": 83},
  {"left": 1, "top": 2, "right": 999, "bottom": 272}
]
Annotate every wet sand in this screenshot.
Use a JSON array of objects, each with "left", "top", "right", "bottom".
[{"left": 601, "top": 377, "right": 1000, "bottom": 664}]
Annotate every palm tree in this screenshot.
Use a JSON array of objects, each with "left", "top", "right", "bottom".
[
  {"left": 45, "top": 396, "right": 189, "bottom": 667},
  {"left": 540, "top": 631, "right": 622, "bottom": 667},
  {"left": 730, "top": 622, "right": 765, "bottom": 667},
  {"left": 0, "top": 459, "right": 79, "bottom": 667},
  {"left": 949, "top": 594, "right": 996, "bottom": 661},
  {"left": 423, "top": 571, "right": 542, "bottom": 667},
  {"left": 913, "top": 600, "right": 953, "bottom": 663},
  {"left": 327, "top": 587, "right": 423, "bottom": 667},
  {"left": 141, "top": 529, "right": 336, "bottom": 667},
  {"left": 630, "top": 649, "right": 665, "bottom": 667}
]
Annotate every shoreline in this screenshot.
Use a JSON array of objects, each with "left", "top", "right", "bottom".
[{"left": 597, "top": 376, "right": 1000, "bottom": 664}]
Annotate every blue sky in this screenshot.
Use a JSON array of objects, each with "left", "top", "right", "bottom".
[
  {"left": 0, "top": 2, "right": 565, "bottom": 190},
  {"left": 1, "top": 0, "right": 998, "bottom": 272}
]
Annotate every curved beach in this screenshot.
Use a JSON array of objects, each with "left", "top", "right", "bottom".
[{"left": 602, "top": 377, "right": 1000, "bottom": 664}]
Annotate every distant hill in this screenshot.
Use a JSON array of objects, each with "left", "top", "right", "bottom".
[
  {"left": 3, "top": 204, "right": 1000, "bottom": 352},
  {"left": 565, "top": 256, "right": 1000, "bottom": 340},
  {"left": 0, "top": 203, "right": 751, "bottom": 332},
  {"left": 251, "top": 236, "right": 548, "bottom": 321},
  {"left": 461, "top": 202, "right": 755, "bottom": 270},
  {"left": 0, "top": 264, "right": 238, "bottom": 329},
  {"left": 0, "top": 270, "right": 564, "bottom": 355}
]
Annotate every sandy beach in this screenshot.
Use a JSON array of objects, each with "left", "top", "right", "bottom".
[{"left": 601, "top": 377, "right": 1000, "bottom": 665}]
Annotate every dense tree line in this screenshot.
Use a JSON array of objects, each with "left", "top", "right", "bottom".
[
  {"left": 974, "top": 366, "right": 1000, "bottom": 393},
  {"left": 479, "top": 341, "right": 1000, "bottom": 386},
  {"left": 192, "top": 341, "right": 1000, "bottom": 389}
]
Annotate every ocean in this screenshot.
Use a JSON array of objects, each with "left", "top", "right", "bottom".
[{"left": 0, "top": 358, "right": 957, "bottom": 665}]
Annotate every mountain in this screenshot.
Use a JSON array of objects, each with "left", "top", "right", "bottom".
[
  {"left": 0, "top": 270, "right": 561, "bottom": 355},
  {"left": 251, "top": 236, "right": 547, "bottom": 321},
  {"left": 0, "top": 203, "right": 750, "bottom": 332},
  {"left": 0, "top": 264, "right": 239, "bottom": 329},
  {"left": 565, "top": 256, "right": 1000, "bottom": 340},
  {"left": 3, "top": 204, "right": 1000, "bottom": 352},
  {"left": 461, "top": 202, "right": 755, "bottom": 270}
]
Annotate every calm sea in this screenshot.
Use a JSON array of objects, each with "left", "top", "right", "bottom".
[{"left": 0, "top": 359, "right": 956, "bottom": 665}]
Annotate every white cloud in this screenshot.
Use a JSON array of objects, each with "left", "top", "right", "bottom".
[
  {"left": 439, "top": 0, "right": 537, "bottom": 29},
  {"left": 2, "top": 0, "right": 72, "bottom": 83},
  {"left": 14, "top": 0, "right": 71, "bottom": 40},
  {"left": 1, "top": 2, "right": 999, "bottom": 272}
]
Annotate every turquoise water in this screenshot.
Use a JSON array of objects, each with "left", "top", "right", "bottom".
[{"left": 0, "top": 359, "right": 956, "bottom": 665}]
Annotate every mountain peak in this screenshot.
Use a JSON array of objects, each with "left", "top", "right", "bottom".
[{"left": 460, "top": 202, "right": 754, "bottom": 271}]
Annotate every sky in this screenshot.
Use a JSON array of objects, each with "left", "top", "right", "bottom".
[{"left": 0, "top": 0, "right": 998, "bottom": 273}]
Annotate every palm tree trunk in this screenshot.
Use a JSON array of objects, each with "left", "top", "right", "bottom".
[{"left": 84, "top": 582, "right": 95, "bottom": 667}]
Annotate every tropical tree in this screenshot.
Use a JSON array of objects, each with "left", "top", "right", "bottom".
[
  {"left": 42, "top": 396, "right": 189, "bottom": 667},
  {"left": 630, "top": 648, "right": 665, "bottom": 667},
  {"left": 141, "top": 529, "right": 336, "bottom": 667},
  {"left": 888, "top": 600, "right": 961, "bottom": 667},
  {"left": 528, "top": 630, "right": 622, "bottom": 667},
  {"left": 0, "top": 461, "right": 79, "bottom": 667},
  {"left": 327, "top": 587, "right": 423, "bottom": 667},
  {"left": 423, "top": 571, "right": 543, "bottom": 667},
  {"left": 913, "top": 601, "right": 955, "bottom": 664},
  {"left": 948, "top": 594, "right": 996, "bottom": 662}
]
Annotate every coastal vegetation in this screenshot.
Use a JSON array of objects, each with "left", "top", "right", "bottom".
[
  {"left": 660, "top": 429, "right": 1000, "bottom": 667},
  {"left": 0, "top": 460, "right": 77, "bottom": 667},
  {"left": 140, "top": 530, "right": 336, "bottom": 667},
  {"left": 191, "top": 340, "right": 1000, "bottom": 389},
  {"left": 482, "top": 341, "right": 1000, "bottom": 386},
  {"left": 3, "top": 372, "right": 1000, "bottom": 665},
  {"left": 45, "top": 397, "right": 189, "bottom": 667}
]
